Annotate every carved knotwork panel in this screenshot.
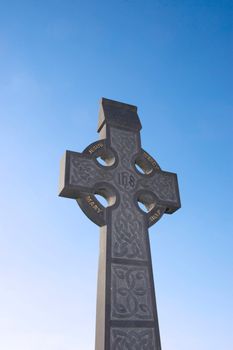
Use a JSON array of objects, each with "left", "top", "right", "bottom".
[
  {"left": 66, "top": 130, "right": 179, "bottom": 226},
  {"left": 139, "top": 172, "right": 178, "bottom": 203},
  {"left": 110, "top": 128, "right": 140, "bottom": 167},
  {"left": 111, "top": 328, "right": 156, "bottom": 350},
  {"left": 111, "top": 264, "right": 154, "bottom": 321},
  {"left": 69, "top": 154, "right": 113, "bottom": 188},
  {"left": 111, "top": 193, "right": 147, "bottom": 260}
]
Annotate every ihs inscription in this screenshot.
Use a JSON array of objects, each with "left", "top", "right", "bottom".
[{"left": 114, "top": 171, "right": 136, "bottom": 192}]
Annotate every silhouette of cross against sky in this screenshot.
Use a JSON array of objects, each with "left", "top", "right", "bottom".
[{"left": 0, "top": 1, "right": 232, "bottom": 349}]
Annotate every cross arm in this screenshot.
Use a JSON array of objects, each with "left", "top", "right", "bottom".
[
  {"left": 138, "top": 170, "right": 181, "bottom": 214},
  {"left": 59, "top": 150, "right": 113, "bottom": 199}
]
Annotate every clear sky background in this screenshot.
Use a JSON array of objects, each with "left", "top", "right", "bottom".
[{"left": 0, "top": 1, "right": 232, "bottom": 349}]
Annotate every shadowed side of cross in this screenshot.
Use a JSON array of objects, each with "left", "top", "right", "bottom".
[{"left": 59, "top": 98, "right": 181, "bottom": 350}]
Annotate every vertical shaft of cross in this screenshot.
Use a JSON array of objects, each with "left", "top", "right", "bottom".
[{"left": 95, "top": 123, "right": 162, "bottom": 350}]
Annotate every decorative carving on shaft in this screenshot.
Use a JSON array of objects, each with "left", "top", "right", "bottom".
[
  {"left": 112, "top": 193, "right": 147, "bottom": 260},
  {"left": 111, "top": 128, "right": 139, "bottom": 166},
  {"left": 111, "top": 264, "right": 154, "bottom": 320},
  {"left": 111, "top": 328, "right": 156, "bottom": 350}
]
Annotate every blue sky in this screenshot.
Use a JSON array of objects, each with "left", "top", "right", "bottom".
[{"left": 0, "top": 0, "right": 232, "bottom": 349}]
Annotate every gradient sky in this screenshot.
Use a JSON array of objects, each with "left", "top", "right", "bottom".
[{"left": 0, "top": 1, "right": 232, "bottom": 349}]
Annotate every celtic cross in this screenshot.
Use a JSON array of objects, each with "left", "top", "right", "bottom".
[{"left": 59, "top": 98, "right": 181, "bottom": 350}]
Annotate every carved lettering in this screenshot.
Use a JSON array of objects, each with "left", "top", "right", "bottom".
[
  {"left": 117, "top": 172, "right": 135, "bottom": 190},
  {"left": 86, "top": 195, "right": 102, "bottom": 214},
  {"left": 149, "top": 209, "right": 161, "bottom": 223},
  {"left": 88, "top": 142, "right": 104, "bottom": 154},
  {"left": 143, "top": 151, "right": 160, "bottom": 170}
]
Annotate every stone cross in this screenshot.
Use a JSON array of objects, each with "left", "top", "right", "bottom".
[{"left": 59, "top": 98, "right": 181, "bottom": 350}]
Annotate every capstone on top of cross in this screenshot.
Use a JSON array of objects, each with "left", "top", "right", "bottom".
[{"left": 98, "top": 97, "right": 142, "bottom": 132}]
